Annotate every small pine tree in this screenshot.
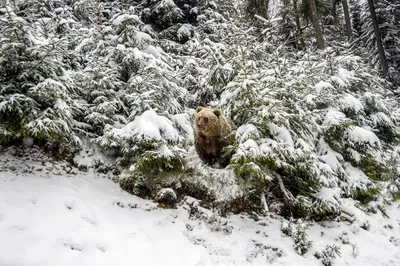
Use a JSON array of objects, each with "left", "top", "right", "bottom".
[{"left": 0, "top": 1, "right": 88, "bottom": 150}]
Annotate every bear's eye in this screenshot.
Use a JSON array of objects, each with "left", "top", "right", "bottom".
[{"left": 204, "top": 117, "right": 208, "bottom": 122}]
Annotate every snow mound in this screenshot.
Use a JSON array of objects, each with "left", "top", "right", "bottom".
[
  {"left": 314, "top": 81, "right": 334, "bottom": 93},
  {"left": 112, "top": 110, "right": 182, "bottom": 142},
  {"left": 267, "top": 122, "right": 294, "bottom": 146},
  {"left": 346, "top": 126, "right": 380, "bottom": 147},
  {"left": 340, "top": 94, "right": 364, "bottom": 113},
  {"left": 324, "top": 109, "right": 347, "bottom": 126},
  {"left": 236, "top": 124, "right": 260, "bottom": 143}
]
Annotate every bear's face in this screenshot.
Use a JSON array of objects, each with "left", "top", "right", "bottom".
[{"left": 195, "top": 106, "right": 221, "bottom": 137}]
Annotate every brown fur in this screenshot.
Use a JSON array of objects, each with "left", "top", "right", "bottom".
[{"left": 194, "top": 106, "right": 236, "bottom": 167}]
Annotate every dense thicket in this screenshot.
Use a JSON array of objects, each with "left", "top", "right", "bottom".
[{"left": 1, "top": 0, "right": 400, "bottom": 220}]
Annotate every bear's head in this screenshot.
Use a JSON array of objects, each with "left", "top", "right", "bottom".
[{"left": 195, "top": 106, "right": 221, "bottom": 137}]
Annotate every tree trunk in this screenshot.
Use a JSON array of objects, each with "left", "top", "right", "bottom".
[
  {"left": 96, "top": 0, "right": 102, "bottom": 24},
  {"left": 246, "top": 0, "right": 269, "bottom": 18},
  {"left": 308, "top": 0, "right": 325, "bottom": 49},
  {"left": 293, "top": 0, "right": 305, "bottom": 49},
  {"left": 332, "top": 0, "right": 338, "bottom": 25},
  {"left": 367, "top": 0, "right": 389, "bottom": 76},
  {"left": 341, "top": 0, "right": 353, "bottom": 41}
]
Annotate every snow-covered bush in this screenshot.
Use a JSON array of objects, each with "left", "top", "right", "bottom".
[
  {"left": 0, "top": 2, "right": 88, "bottom": 151},
  {"left": 70, "top": 8, "right": 194, "bottom": 131},
  {"left": 281, "top": 219, "right": 313, "bottom": 255},
  {"left": 97, "top": 110, "right": 194, "bottom": 198},
  {"left": 314, "top": 244, "right": 341, "bottom": 266},
  {"left": 217, "top": 39, "right": 400, "bottom": 217},
  {"left": 96, "top": 110, "right": 188, "bottom": 159}
]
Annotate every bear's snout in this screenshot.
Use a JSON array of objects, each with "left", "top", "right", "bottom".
[{"left": 197, "top": 123, "right": 206, "bottom": 130}]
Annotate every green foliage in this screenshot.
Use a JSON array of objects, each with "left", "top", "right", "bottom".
[
  {"left": 282, "top": 219, "right": 313, "bottom": 255},
  {"left": 324, "top": 120, "right": 391, "bottom": 181},
  {"left": 351, "top": 187, "right": 381, "bottom": 204},
  {"left": 324, "top": 121, "right": 354, "bottom": 152},
  {"left": 392, "top": 191, "right": 400, "bottom": 201},
  {"left": 119, "top": 148, "right": 187, "bottom": 199},
  {"left": 291, "top": 196, "right": 341, "bottom": 219},
  {"left": 119, "top": 173, "right": 151, "bottom": 198},
  {"left": 217, "top": 39, "right": 398, "bottom": 217},
  {"left": 221, "top": 188, "right": 265, "bottom": 214},
  {"left": 358, "top": 156, "right": 391, "bottom": 181},
  {"left": 0, "top": 2, "right": 88, "bottom": 150},
  {"left": 135, "top": 147, "right": 186, "bottom": 176},
  {"left": 231, "top": 156, "right": 271, "bottom": 184}
]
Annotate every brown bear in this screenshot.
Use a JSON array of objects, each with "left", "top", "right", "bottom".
[{"left": 194, "top": 106, "right": 236, "bottom": 167}]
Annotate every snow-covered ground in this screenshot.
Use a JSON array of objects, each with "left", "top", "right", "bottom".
[{"left": 0, "top": 148, "right": 399, "bottom": 266}]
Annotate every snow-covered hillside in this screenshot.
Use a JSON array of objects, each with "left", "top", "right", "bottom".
[{"left": 0, "top": 149, "right": 399, "bottom": 266}]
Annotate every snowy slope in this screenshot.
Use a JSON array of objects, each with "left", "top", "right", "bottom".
[{"left": 0, "top": 149, "right": 399, "bottom": 266}]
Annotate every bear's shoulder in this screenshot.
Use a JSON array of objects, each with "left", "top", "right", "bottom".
[{"left": 219, "top": 115, "right": 236, "bottom": 136}]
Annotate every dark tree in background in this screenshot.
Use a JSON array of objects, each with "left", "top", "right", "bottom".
[
  {"left": 245, "top": 0, "right": 269, "bottom": 18},
  {"left": 341, "top": 0, "right": 353, "bottom": 41},
  {"left": 244, "top": 0, "right": 399, "bottom": 80},
  {"left": 367, "top": 0, "right": 389, "bottom": 76},
  {"left": 308, "top": 0, "right": 325, "bottom": 49}
]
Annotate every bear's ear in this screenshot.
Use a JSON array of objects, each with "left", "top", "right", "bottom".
[
  {"left": 196, "top": 106, "right": 203, "bottom": 113},
  {"left": 213, "top": 109, "right": 221, "bottom": 117}
]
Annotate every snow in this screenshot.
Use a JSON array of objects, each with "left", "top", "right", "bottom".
[
  {"left": 313, "top": 187, "right": 340, "bottom": 204},
  {"left": 170, "top": 113, "right": 194, "bottom": 142},
  {"left": 345, "top": 163, "right": 372, "bottom": 184},
  {"left": 155, "top": 188, "right": 177, "bottom": 202},
  {"left": 340, "top": 94, "right": 364, "bottom": 113},
  {"left": 54, "top": 99, "right": 70, "bottom": 112},
  {"left": 236, "top": 124, "right": 259, "bottom": 143},
  {"left": 268, "top": 0, "right": 283, "bottom": 20},
  {"left": 331, "top": 68, "right": 360, "bottom": 87},
  {"left": 371, "top": 112, "right": 392, "bottom": 126},
  {"left": 346, "top": 126, "right": 380, "bottom": 147},
  {"left": 237, "top": 139, "right": 260, "bottom": 156},
  {"left": 363, "top": 92, "right": 388, "bottom": 112},
  {"left": 314, "top": 81, "right": 334, "bottom": 93},
  {"left": 0, "top": 150, "right": 400, "bottom": 266},
  {"left": 317, "top": 138, "right": 345, "bottom": 173},
  {"left": 160, "top": 0, "right": 179, "bottom": 9},
  {"left": 111, "top": 14, "right": 141, "bottom": 26},
  {"left": 323, "top": 109, "right": 347, "bottom": 126},
  {"left": 347, "top": 147, "right": 362, "bottom": 163},
  {"left": 0, "top": 173, "right": 205, "bottom": 266},
  {"left": 132, "top": 47, "right": 144, "bottom": 60},
  {"left": 267, "top": 122, "right": 294, "bottom": 146},
  {"left": 177, "top": 24, "right": 192, "bottom": 39},
  {"left": 112, "top": 109, "right": 182, "bottom": 142},
  {"left": 74, "top": 37, "right": 93, "bottom": 52},
  {"left": 254, "top": 14, "right": 269, "bottom": 24},
  {"left": 135, "top": 31, "right": 153, "bottom": 45},
  {"left": 143, "top": 45, "right": 163, "bottom": 58},
  {"left": 259, "top": 139, "right": 278, "bottom": 156},
  {"left": 304, "top": 94, "right": 317, "bottom": 106},
  {"left": 185, "top": 146, "right": 239, "bottom": 202}
]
